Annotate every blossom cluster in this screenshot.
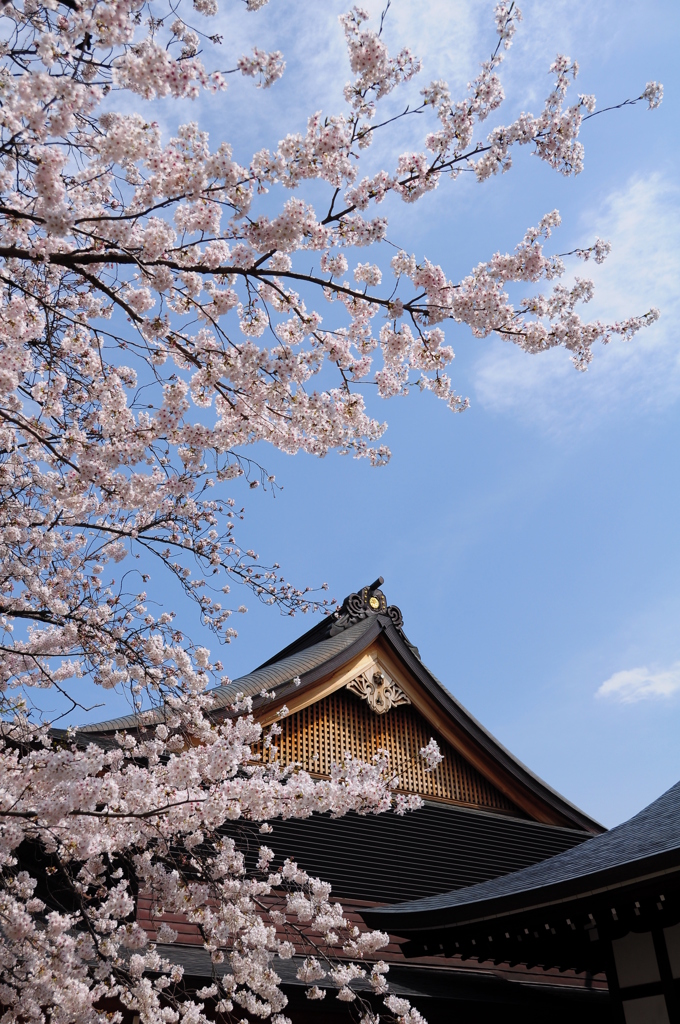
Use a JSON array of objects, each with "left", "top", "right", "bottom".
[
  {"left": 0, "top": 697, "right": 438, "bottom": 1024},
  {"left": 0, "top": 1, "right": 661, "bottom": 1022}
]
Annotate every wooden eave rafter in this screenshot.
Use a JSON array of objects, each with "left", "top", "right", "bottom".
[{"left": 247, "top": 614, "right": 602, "bottom": 835}]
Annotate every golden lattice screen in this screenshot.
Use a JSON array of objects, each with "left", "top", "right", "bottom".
[{"left": 256, "top": 689, "right": 520, "bottom": 813}]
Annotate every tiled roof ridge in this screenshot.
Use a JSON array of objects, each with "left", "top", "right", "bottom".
[
  {"left": 78, "top": 576, "right": 404, "bottom": 734},
  {"left": 254, "top": 576, "right": 409, "bottom": 669}
]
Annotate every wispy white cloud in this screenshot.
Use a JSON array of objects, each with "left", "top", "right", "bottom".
[
  {"left": 473, "top": 170, "right": 680, "bottom": 430},
  {"left": 501, "top": 0, "right": 626, "bottom": 106},
  {"left": 596, "top": 662, "right": 680, "bottom": 703}
]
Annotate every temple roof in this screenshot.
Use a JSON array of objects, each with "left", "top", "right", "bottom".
[
  {"left": 77, "top": 577, "right": 603, "bottom": 833},
  {"left": 364, "top": 779, "right": 680, "bottom": 933},
  {"left": 227, "top": 802, "right": 592, "bottom": 904}
]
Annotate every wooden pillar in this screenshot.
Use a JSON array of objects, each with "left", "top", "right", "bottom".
[{"left": 606, "top": 927, "right": 678, "bottom": 1023}]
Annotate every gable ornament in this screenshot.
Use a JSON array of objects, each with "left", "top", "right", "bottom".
[
  {"left": 329, "top": 576, "right": 404, "bottom": 635},
  {"left": 346, "top": 669, "right": 411, "bottom": 715}
]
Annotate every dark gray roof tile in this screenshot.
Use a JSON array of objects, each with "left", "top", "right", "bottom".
[
  {"left": 209, "top": 616, "right": 374, "bottom": 708},
  {"left": 366, "top": 779, "right": 680, "bottom": 925}
]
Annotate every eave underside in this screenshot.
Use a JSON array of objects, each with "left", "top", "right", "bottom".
[{"left": 395, "top": 866, "right": 680, "bottom": 977}]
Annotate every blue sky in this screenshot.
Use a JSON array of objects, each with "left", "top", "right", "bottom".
[{"left": 68, "top": 0, "right": 679, "bottom": 829}]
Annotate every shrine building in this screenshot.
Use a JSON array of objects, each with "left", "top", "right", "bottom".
[{"left": 77, "top": 577, "right": 623, "bottom": 1021}]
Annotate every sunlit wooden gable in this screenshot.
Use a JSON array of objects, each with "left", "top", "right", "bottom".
[
  {"left": 76, "top": 576, "right": 603, "bottom": 906},
  {"left": 77, "top": 578, "right": 600, "bottom": 832},
  {"left": 207, "top": 578, "right": 602, "bottom": 833}
]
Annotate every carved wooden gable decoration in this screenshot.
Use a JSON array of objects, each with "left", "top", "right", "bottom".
[
  {"left": 257, "top": 681, "right": 520, "bottom": 814},
  {"left": 247, "top": 578, "right": 602, "bottom": 833},
  {"left": 255, "top": 638, "right": 523, "bottom": 815},
  {"left": 77, "top": 577, "right": 600, "bottom": 832}
]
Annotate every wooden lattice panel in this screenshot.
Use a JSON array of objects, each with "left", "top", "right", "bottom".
[{"left": 257, "top": 689, "right": 519, "bottom": 813}]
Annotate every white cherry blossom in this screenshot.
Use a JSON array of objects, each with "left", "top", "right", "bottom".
[{"left": 0, "top": 2, "right": 662, "bottom": 1023}]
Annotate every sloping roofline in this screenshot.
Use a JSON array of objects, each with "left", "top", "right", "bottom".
[
  {"left": 256, "top": 611, "right": 602, "bottom": 833},
  {"left": 77, "top": 579, "right": 602, "bottom": 833},
  {"left": 363, "top": 779, "right": 680, "bottom": 934}
]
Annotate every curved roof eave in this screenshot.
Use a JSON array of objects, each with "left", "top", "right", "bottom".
[
  {"left": 74, "top": 610, "right": 601, "bottom": 834},
  {"left": 377, "top": 620, "right": 604, "bottom": 834},
  {"left": 76, "top": 617, "right": 376, "bottom": 735},
  {"left": 362, "top": 779, "right": 680, "bottom": 933}
]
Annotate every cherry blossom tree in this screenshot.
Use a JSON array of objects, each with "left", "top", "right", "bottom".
[
  {"left": 1, "top": 698, "right": 434, "bottom": 1024},
  {"left": 0, "top": 0, "right": 662, "bottom": 1022},
  {"left": 0, "top": 0, "right": 662, "bottom": 706}
]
